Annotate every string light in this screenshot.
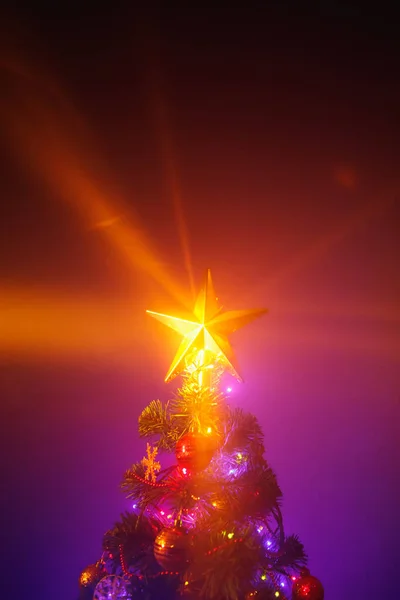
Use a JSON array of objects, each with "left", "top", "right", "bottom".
[
  {"left": 205, "top": 537, "right": 244, "bottom": 555},
  {"left": 119, "top": 544, "right": 130, "bottom": 577},
  {"left": 130, "top": 472, "right": 169, "bottom": 488}
]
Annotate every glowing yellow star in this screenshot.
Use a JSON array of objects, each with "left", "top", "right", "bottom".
[{"left": 147, "top": 269, "right": 267, "bottom": 382}]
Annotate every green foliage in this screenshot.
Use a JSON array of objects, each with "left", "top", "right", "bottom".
[
  {"left": 170, "top": 375, "right": 227, "bottom": 437},
  {"left": 185, "top": 528, "right": 263, "bottom": 600},
  {"left": 138, "top": 400, "right": 177, "bottom": 451},
  {"left": 223, "top": 408, "right": 265, "bottom": 456},
  {"left": 102, "top": 511, "right": 161, "bottom": 574},
  {"left": 138, "top": 371, "right": 228, "bottom": 453},
  {"left": 272, "top": 534, "right": 307, "bottom": 571},
  {"left": 113, "top": 379, "right": 308, "bottom": 599},
  {"left": 121, "top": 462, "right": 174, "bottom": 509}
]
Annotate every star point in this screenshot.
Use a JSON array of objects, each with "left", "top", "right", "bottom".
[{"left": 147, "top": 269, "right": 267, "bottom": 383}]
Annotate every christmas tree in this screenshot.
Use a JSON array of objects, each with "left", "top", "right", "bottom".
[{"left": 78, "top": 270, "right": 324, "bottom": 600}]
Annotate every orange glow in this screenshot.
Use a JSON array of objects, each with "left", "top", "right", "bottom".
[
  {"left": 0, "top": 287, "right": 396, "bottom": 363},
  {"left": 141, "top": 37, "right": 196, "bottom": 300},
  {"left": 0, "top": 55, "right": 188, "bottom": 308},
  {"left": 147, "top": 270, "right": 267, "bottom": 382},
  {"left": 0, "top": 287, "right": 142, "bottom": 361}
]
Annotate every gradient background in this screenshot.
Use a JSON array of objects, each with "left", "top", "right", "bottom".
[{"left": 0, "top": 4, "right": 399, "bottom": 599}]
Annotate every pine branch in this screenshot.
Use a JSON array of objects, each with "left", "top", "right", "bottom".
[
  {"left": 138, "top": 400, "right": 178, "bottom": 451},
  {"left": 196, "top": 463, "right": 282, "bottom": 526},
  {"left": 170, "top": 379, "right": 228, "bottom": 438},
  {"left": 102, "top": 512, "right": 161, "bottom": 574},
  {"left": 223, "top": 408, "right": 265, "bottom": 456},
  {"left": 270, "top": 534, "right": 307, "bottom": 571},
  {"left": 121, "top": 462, "right": 173, "bottom": 509},
  {"left": 185, "top": 528, "right": 264, "bottom": 600}
]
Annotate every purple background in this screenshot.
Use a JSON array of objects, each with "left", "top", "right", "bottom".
[{"left": 0, "top": 5, "right": 399, "bottom": 599}]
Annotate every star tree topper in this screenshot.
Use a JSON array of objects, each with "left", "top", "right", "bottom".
[{"left": 147, "top": 269, "right": 267, "bottom": 382}]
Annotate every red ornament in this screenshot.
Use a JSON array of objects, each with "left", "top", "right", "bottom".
[
  {"left": 154, "top": 526, "right": 191, "bottom": 571},
  {"left": 176, "top": 432, "right": 216, "bottom": 472},
  {"left": 292, "top": 568, "right": 324, "bottom": 600}
]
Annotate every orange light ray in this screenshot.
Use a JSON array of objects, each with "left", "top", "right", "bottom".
[
  {"left": 0, "top": 288, "right": 397, "bottom": 364},
  {"left": 0, "top": 55, "right": 189, "bottom": 308},
  {"left": 0, "top": 288, "right": 143, "bottom": 361},
  {"left": 142, "top": 45, "right": 196, "bottom": 300}
]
